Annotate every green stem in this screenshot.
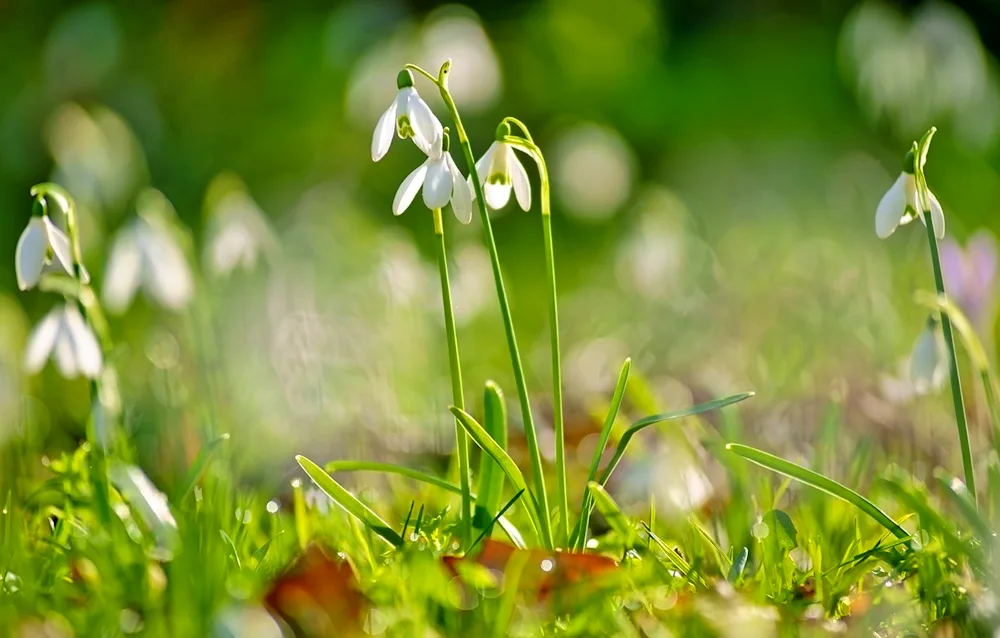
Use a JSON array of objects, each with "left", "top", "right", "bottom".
[
  {"left": 433, "top": 207, "right": 471, "bottom": 547},
  {"left": 504, "top": 131, "right": 568, "bottom": 544},
  {"left": 412, "top": 61, "right": 553, "bottom": 549},
  {"left": 913, "top": 162, "right": 976, "bottom": 506}
]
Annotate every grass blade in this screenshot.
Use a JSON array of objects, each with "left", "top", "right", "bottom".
[
  {"left": 468, "top": 489, "right": 523, "bottom": 555},
  {"left": 474, "top": 382, "right": 508, "bottom": 534},
  {"left": 177, "top": 433, "right": 230, "bottom": 502},
  {"left": 728, "top": 547, "right": 749, "bottom": 583},
  {"left": 572, "top": 358, "right": 630, "bottom": 549},
  {"left": 450, "top": 406, "right": 549, "bottom": 547},
  {"left": 296, "top": 455, "right": 403, "bottom": 548},
  {"left": 726, "top": 443, "right": 908, "bottom": 539},
  {"left": 587, "top": 482, "right": 632, "bottom": 542},
  {"left": 933, "top": 470, "right": 992, "bottom": 541}
]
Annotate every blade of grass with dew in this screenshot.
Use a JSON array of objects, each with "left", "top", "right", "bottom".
[
  {"left": 324, "top": 459, "right": 527, "bottom": 548},
  {"left": 587, "top": 482, "right": 633, "bottom": 543},
  {"left": 726, "top": 443, "right": 908, "bottom": 539},
  {"left": 450, "top": 406, "right": 549, "bottom": 547},
  {"left": 689, "top": 516, "right": 732, "bottom": 572},
  {"left": 641, "top": 522, "right": 708, "bottom": 588},
  {"left": 474, "top": 382, "right": 508, "bottom": 534},
  {"left": 296, "top": 455, "right": 403, "bottom": 548},
  {"left": 572, "top": 358, "right": 630, "bottom": 550}
]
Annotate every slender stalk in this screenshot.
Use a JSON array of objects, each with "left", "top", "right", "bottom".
[
  {"left": 503, "top": 130, "right": 568, "bottom": 544},
  {"left": 408, "top": 61, "right": 553, "bottom": 548},
  {"left": 433, "top": 207, "right": 472, "bottom": 546},
  {"left": 913, "top": 152, "right": 977, "bottom": 506}
]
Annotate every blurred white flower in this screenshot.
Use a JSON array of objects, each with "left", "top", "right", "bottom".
[
  {"left": 204, "top": 191, "right": 278, "bottom": 279},
  {"left": 875, "top": 168, "right": 944, "bottom": 239},
  {"left": 15, "top": 216, "right": 75, "bottom": 291},
  {"left": 24, "top": 303, "right": 102, "bottom": 379},
  {"left": 392, "top": 132, "right": 472, "bottom": 222},
  {"left": 372, "top": 70, "right": 442, "bottom": 161},
  {"left": 103, "top": 214, "right": 193, "bottom": 314},
  {"left": 909, "top": 318, "right": 946, "bottom": 393},
  {"left": 471, "top": 131, "right": 531, "bottom": 211}
]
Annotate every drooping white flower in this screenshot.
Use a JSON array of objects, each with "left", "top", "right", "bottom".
[
  {"left": 15, "top": 215, "right": 75, "bottom": 291},
  {"left": 371, "top": 70, "right": 443, "bottom": 161},
  {"left": 909, "top": 318, "right": 946, "bottom": 394},
  {"left": 392, "top": 131, "right": 472, "bottom": 223},
  {"left": 24, "top": 303, "right": 102, "bottom": 379},
  {"left": 103, "top": 191, "right": 194, "bottom": 314},
  {"left": 204, "top": 189, "right": 278, "bottom": 280},
  {"left": 875, "top": 153, "right": 945, "bottom": 240},
  {"left": 470, "top": 124, "right": 531, "bottom": 211}
]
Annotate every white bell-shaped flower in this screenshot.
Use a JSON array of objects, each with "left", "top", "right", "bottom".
[
  {"left": 470, "top": 124, "right": 531, "bottom": 212},
  {"left": 372, "top": 70, "right": 443, "bottom": 161},
  {"left": 15, "top": 215, "right": 75, "bottom": 291},
  {"left": 392, "top": 131, "right": 472, "bottom": 223},
  {"left": 103, "top": 191, "right": 194, "bottom": 313},
  {"left": 875, "top": 153, "right": 945, "bottom": 240},
  {"left": 909, "top": 318, "right": 946, "bottom": 394},
  {"left": 204, "top": 189, "right": 278, "bottom": 280},
  {"left": 24, "top": 303, "right": 102, "bottom": 379}
]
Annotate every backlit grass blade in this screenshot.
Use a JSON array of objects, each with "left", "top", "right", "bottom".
[
  {"left": 296, "top": 455, "right": 403, "bottom": 548},
  {"left": 587, "top": 482, "right": 632, "bottom": 542},
  {"left": 572, "top": 358, "right": 630, "bottom": 549},
  {"left": 599, "top": 393, "right": 754, "bottom": 486},
  {"left": 728, "top": 547, "right": 749, "bottom": 583},
  {"left": 178, "top": 433, "right": 230, "bottom": 502},
  {"left": 324, "top": 458, "right": 527, "bottom": 549},
  {"left": 474, "top": 382, "right": 508, "bottom": 533},
  {"left": 450, "top": 406, "right": 549, "bottom": 547},
  {"left": 933, "top": 471, "right": 992, "bottom": 541},
  {"left": 726, "top": 443, "right": 908, "bottom": 539}
]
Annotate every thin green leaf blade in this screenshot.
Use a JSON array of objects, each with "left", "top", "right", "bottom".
[
  {"left": 296, "top": 455, "right": 403, "bottom": 548},
  {"left": 726, "top": 443, "right": 908, "bottom": 539}
]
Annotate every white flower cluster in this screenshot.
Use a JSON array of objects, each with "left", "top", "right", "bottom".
[
  {"left": 15, "top": 191, "right": 102, "bottom": 379},
  {"left": 372, "top": 69, "right": 533, "bottom": 222}
]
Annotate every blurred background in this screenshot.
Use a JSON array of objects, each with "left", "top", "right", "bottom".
[{"left": 2, "top": 0, "right": 1000, "bottom": 506}]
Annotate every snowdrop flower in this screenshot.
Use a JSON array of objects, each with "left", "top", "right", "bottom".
[
  {"left": 910, "top": 317, "right": 946, "bottom": 394},
  {"left": 103, "top": 191, "right": 193, "bottom": 314},
  {"left": 15, "top": 213, "right": 75, "bottom": 291},
  {"left": 875, "top": 152, "right": 945, "bottom": 240},
  {"left": 371, "top": 70, "right": 443, "bottom": 161},
  {"left": 392, "top": 130, "right": 472, "bottom": 223},
  {"left": 204, "top": 189, "right": 278, "bottom": 280},
  {"left": 471, "top": 123, "right": 531, "bottom": 211},
  {"left": 24, "top": 303, "right": 102, "bottom": 379}
]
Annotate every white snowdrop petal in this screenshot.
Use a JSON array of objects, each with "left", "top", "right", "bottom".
[
  {"left": 928, "top": 190, "right": 946, "bottom": 240},
  {"left": 875, "top": 173, "right": 907, "bottom": 239},
  {"left": 392, "top": 162, "right": 428, "bottom": 216},
  {"left": 15, "top": 218, "right": 47, "bottom": 291},
  {"left": 448, "top": 155, "right": 473, "bottom": 224},
  {"left": 406, "top": 91, "right": 443, "bottom": 158},
  {"left": 509, "top": 150, "right": 532, "bottom": 211},
  {"left": 63, "top": 304, "right": 102, "bottom": 378},
  {"left": 371, "top": 101, "right": 397, "bottom": 162},
  {"left": 468, "top": 143, "right": 496, "bottom": 196},
  {"left": 422, "top": 158, "right": 453, "bottom": 210},
  {"left": 43, "top": 217, "right": 75, "bottom": 276},
  {"left": 103, "top": 230, "right": 143, "bottom": 314},
  {"left": 23, "top": 309, "right": 62, "bottom": 373},
  {"left": 483, "top": 181, "right": 511, "bottom": 210},
  {"left": 52, "top": 329, "right": 78, "bottom": 378},
  {"left": 143, "top": 229, "right": 194, "bottom": 311}
]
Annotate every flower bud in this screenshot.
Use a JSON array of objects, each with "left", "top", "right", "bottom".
[{"left": 396, "top": 69, "right": 414, "bottom": 89}]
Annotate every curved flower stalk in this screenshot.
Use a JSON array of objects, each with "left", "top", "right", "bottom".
[
  {"left": 470, "top": 123, "right": 532, "bottom": 212},
  {"left": 372, "top": 70, "right": 443, "bottom": 161},
  {"left": 24, "top": 302, "right": 102, "bottom": 379},
  {"left": 879, "top": 128, "right": 975, "bottom": 505},
  {"left": 392, "top": 130, "right": 473, "bottom": 223},
  {"left": 103, "top": 189, "right": 194, "bottom": 314}
]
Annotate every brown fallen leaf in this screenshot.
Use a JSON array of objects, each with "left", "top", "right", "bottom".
[{"left": 264, "top": 545, "right": 367, "bottom": 638}]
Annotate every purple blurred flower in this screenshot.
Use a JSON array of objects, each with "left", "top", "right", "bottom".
[{"left": 940, "top": 230, "right": 998, "bottom": 333}]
